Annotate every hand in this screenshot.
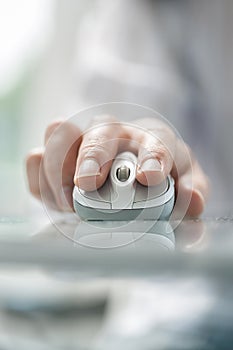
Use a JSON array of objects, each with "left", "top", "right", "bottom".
[{"left": 26, "top": 115, "right": 209, "bottom": 217}]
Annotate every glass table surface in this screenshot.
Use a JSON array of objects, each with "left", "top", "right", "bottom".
[{"left": 0, "top": 214, "right": 233, "bottom": 350}]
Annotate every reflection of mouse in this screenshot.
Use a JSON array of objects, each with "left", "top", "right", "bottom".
[
  {"left": 74, "top": 220, "right": 175, "bottom": 250},
  {"left": 73, "top": 152, "right": 175, "bottom": 221}
]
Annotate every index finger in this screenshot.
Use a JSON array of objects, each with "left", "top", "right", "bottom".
[{"left": 74, "top": 115, "right": 125, "bottom": 191}]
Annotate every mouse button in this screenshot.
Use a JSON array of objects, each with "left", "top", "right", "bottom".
[
  {"left": 78, "top": 180, "right": 111, "bottom": 203},
  {"left": 133, "top": 182, "right": 148, "bottom": 203},
  {"left": 97, "top": 180, "right": 111, "bottom": 202},
  {"left": 73, "top": 186, "right": 111, "bottom": 209},
  {"left": 133, "top": 178, "right": 168, "bottom": 203}
]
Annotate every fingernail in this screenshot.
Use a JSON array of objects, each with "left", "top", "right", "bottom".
[
  {"left": 140, "top": 158, "right": 162, "bottom": 172},
  {"left": 60, "top": 186, "right": 73, "bottom": 211},
  {"left": 77, "top": 159, "right": 100, "bottom": 178}
]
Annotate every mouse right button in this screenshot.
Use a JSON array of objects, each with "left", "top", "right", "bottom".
[{"left": 134, "top": 178, "right": 168, "bottom": 203}]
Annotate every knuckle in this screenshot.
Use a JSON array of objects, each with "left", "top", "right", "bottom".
[
  {"left": 80, "top": 130, "right": 118, "bottom": 163},
  {"left": 155, "top": 146, "right": 170, "bottom": 160},
  {"left": 45, "top": 120, "right": 64, "bottom": 142},
  {"left": 80, "top": 141, "right": 112, "bottom": 163},
  {"left": 25, "top": 149, "right": 42, "bottom": 169},
  {"left": 61, "top": 121, "right": 81, "bottom": 137},
  {"left": 45, "top": 120, "right": 81, "bottom": 145},
  {"left": 144, "top": 144, "right": 172, "bottom": 162}
]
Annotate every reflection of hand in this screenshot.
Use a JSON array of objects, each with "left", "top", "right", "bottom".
[
  {"left": 175, "top": 220, "right": 206, "bottom": 251},
  {"left": 26, "top": 116, "right": 209, "bottom": 216}
]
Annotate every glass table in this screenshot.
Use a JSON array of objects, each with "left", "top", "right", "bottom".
[{"left": 0, "top": 214, "right": 233, "bottom": 349}]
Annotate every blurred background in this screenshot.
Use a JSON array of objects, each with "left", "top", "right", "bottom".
[
  {"left": 0, "top": 2, "right": 233, "bottom": 349},
  {"left": 0, "top": 0, "right": 54, "bottom": 216},
  {"left": 0, "top": 0, "right": 233, "bottom": 217}
]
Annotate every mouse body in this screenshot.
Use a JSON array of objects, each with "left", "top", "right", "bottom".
[{"left": 73, "top": 152, "right": 175, "bottom": 221}]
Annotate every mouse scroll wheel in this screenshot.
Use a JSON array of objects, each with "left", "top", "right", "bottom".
[{"left": 116, "top": 165, "right": 130, "bottom": 182}]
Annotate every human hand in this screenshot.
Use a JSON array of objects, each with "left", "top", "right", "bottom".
[{"left": 26, "top": 115, "right": 209, "bottom": 217}]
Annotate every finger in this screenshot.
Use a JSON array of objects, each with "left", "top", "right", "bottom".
[
  {"left": 121, "top": 120, "right": 208, "bottom": 217},
  {"left": 122, "top": 119, "right": 176, "bottom": 186},
  {"left": 175, "top": 220, "right": 206, "bottom": 251},
  {"left": 170, "top": 139, "right": 194, "bottom": 179},
  {"left": 170, "top": 139, "right": 209, "bottom": 218},
  {"left": 26, "top": 149, "right": 42, "bottom": 199},
  {"left": 74, "top": 115, "right": 123, "bottom": 191},
  {"left": 44, "top": 119, "right": 64, "bottom": 144},
  {"left": 175, "top": 161, "right": 209, "bottom": 218},
  {"left": 26, "top": 149, "right": 58, "bottom": 210},
  {"left": 43, "top": 120, "right": 82, "bottom": 211}
]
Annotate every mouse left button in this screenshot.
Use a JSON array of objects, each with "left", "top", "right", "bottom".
[{"left": 73, "top": 183, "right": 111, "bottom": 209}]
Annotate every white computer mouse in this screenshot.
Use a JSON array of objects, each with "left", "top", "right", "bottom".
[{"left": 73, "top": 152, "right": 175, "bottom": 221}]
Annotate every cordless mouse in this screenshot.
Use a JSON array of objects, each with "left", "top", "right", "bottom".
[{"left": 73, "top": 152, "right": 175, "bottom": 221}]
